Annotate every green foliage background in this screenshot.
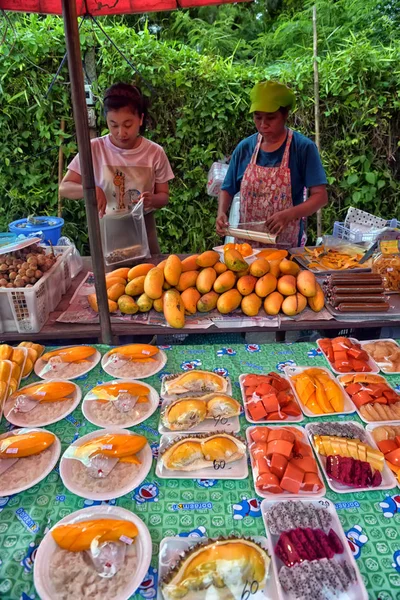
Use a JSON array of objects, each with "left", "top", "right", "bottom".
[{"left": 0, "top": 0, "right": 399, "bottom": 254}]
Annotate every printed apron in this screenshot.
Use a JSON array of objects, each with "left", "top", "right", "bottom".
[{"left": 239, "top": 129, "right": 301, "bottom": 248}]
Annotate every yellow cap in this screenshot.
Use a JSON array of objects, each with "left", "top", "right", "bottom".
[{"left": 249, "top": 81, "right": 295, "bottom": 113}]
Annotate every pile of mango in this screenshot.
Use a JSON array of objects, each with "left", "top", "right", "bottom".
[{"left": 88, "top": 248, "right": 325, "bottom": 328}]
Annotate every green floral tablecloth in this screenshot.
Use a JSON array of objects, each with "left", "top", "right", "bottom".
[{"left": 0, "top": 341, "right": 400, "bottom": 600}]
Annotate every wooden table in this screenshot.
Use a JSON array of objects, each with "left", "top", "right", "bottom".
[{"left": 0, "top": 257, "right": 392, "bottom": 344}]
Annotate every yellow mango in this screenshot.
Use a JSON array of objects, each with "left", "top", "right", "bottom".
[
  {"left": 181, "top": 288, "right": 201, "bottom": 315},
  {"left": 163, "top": 289, "right": 185, "bottom": 328},
  {"left": 277, "top": 275, "right": 297, "bottom": 296},
  {"left": 127, "top": 263, "right": 154, "bottom": 281},
  {"left": 106, "top": 267, "right": 130, "bottom": 280},
  {"left": 263, "top": 291, "right": 284, "bottom": 315},
  {"left": 250, "top": 258, "right": 270, "bottom": 278},
  {"left": 224, "top": 248, "right": 247, "bottom": 272},
  {"left": 217, "top": 289, "right": 242, "bottom": 314},
  {"left": 164, "top": 255, "right": 182, "bottom": 287},
  {"left": 236, "top": 275, "right": 257, "bottom": 296},
  {"left": 214, "top": 261, "right": 228, "bottom": 275},
  {"left": 197, "top": 291, "right": 219, "bottom": 313},
  {"left": 137, "top": 293, "right": 153, "bottom": 312},
  {"left": 105, "top": 277, "right": 127, "bottom": 289},
  {"left": 118, "top": 295, "right": 139, "bottom": 315},
  {"left": 257, "top": 249, "right": 288, "bottom": 261},
  {"left": 268, "top": 259, "right": 281, "bottom": 279},
  {"left": 196, "top": 267, "right": 217, "bottom": 294},
  {"left": 88, "top": 294, "right": 118, "bottom": 313},
  {"left": 125, "top": 275, "right": 146, "bottom": 297},
  {"left": 308, "top": 282, "right": 325, "bottom": 312},
  {"left": 107, "top": 283, "right": 126, "bottom": 302},
  {"left": 181, "top": 255, "right": 200, "bottom": 272},
  {"left": 297, "top": 270, "right": 317, "bottom": 298},
  {"left": 196, "top": 250, "right": 220, "bottom": 268},
  {"left": 279, "top": 258, "right": 300, "bottom": 277},
  {"left": 176, "top": 271, "right": 199, "bottom": 292},
  {"left": 255, "top": 273, "right": 277, "bottom": 298},
  {"left": 144, "top": 267, "right": 164, "bottom": 299},
  {"left": 241, "top": 293, "right": 262, "bottom": 317},
  {"left": 281, "top": 293, "right": 307, "bottom": 316},
  {"left": 214, "top": 271, "right": 236, "bottom": 294},
  {"left": 153, "top": 296, "right": 164, "bottom": 313}
]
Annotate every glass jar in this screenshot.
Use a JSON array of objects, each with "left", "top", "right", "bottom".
[{"left": 372, "top": 240, "right": 400, "bottom": 292}]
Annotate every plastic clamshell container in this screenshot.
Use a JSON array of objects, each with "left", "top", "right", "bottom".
[
  {"left": 239, "top": 373, "right": 304, "bottom": 424},
  {"left": 160, "top": 373, "right": 232, "bottom": 401},
  {"left": 157, "top": 535, "right": 278, "bottom": 600},
  {"left": 35, "top": 345, "right": 101, "bottom": 381},
  {"left": 101, "top": 348, "right": 167, "bottom": 380},
  {"left": 284, "top": 365, "right": 355, "bottom": 418},
  {"left": 0, "top": 245, "right": 72, "bottom": 334},
  {"left": 336, "top": 373, "right": 400, "bottom": 424},
  {"left": 246, "top": 424, "right": 326, "bottom": 500},
  {"left": 317, "top": 338, "right": 380, "bottom": 375},
  {"left": 213, "top": 245, "right": 261, "bottom": 265},
  {"left": 59, "top": 427, "right": 152, "bottom": 501},
  {"left": 34, "top": 505, "right": 152, "bottom": 600},
  {"left": 261, "top": 497, "right": 368, "bottom": 600},
  {"left": 158, "top": 397, "right": 240, "bottom": 435},
  {"left": 155, "top": 432, "right": 248, "bottom": 480},
  {"left": 359, "top": 338, "right": 400, "bottom": 375},
  {"left": 82, "top": 379, "right": 159, "bottom": 429},
  {"left": 365, "top": 422, "right": 400, "bottom": 489},
  {"left": 305, "top": 421, "right": 396, "bottom": 494}
]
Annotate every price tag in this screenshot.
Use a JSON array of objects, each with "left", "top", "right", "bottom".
[
  {"left": 241, "top": 580, "right": 259, "bottom": 600},
  {"left": 319, "top": 499, "right": 330, "bottom": 509},
  {"left": 213, "top": 415, "right": 229, "bottom": 427},
  {"left": 6, "top": 447, "right": 18, "bottom": 454},
  {"left": 213, "top": 459, "right": 226, "bottom": 470}
]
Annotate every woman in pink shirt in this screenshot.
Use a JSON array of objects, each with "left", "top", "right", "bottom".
[{"left": 60, "top": 83, "right": 174, "bottom": 254}]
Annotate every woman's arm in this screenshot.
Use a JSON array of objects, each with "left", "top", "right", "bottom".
[
  {"left": 140, "top": 182, "right": 169, "bottom": 211},
  {"left": 216, "top": 190, "right": 233, "bottom": 235},
  {"left": 59, "top": 170, "right": 107, "bottom": 217},
  {"left": 265, "top": 185, "right": 328, "bottom": 235}
]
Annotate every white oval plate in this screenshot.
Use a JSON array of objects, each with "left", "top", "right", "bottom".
[
  {"left": 34, "top": 505, "right": 152, "bottom": 600},
  {"left": 4, "top": 380, "right": 81, "bottom": 428},
  {"left": 59, "top": 427, "right": 152, "bottom": 501},
  {"left": 0, "top": 428, "right": 61, "bottom": 497},
  {"left": 101, "top": 348, "right": 167, "bottom": 380},
  {"left": 82, "top": 379, "right": 159, "bottom": 429},
  {"left": 34, "top": 346, "right": 101, "bottom": 381}
]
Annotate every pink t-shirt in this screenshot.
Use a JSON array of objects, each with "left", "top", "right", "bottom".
[{"left": 68, "top": 134, "right": 174, "bottom": 214}]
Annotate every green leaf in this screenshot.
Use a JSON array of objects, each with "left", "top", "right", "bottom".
[
  {"left": 365, "top": 172, "right": 376, "bottom": 185},
  {"left": 347, "top": 174, "right": 359, "bottom": 185}
]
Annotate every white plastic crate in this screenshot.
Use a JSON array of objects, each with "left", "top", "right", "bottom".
[
  {"left": 333, "top": 220, "right": 399, "bottom": 244},
  {"left": 0, "top": 246, "right": 72, "bottom": 334}
]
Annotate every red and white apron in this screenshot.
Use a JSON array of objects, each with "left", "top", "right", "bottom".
[{"left": 239, "top": 129, "right": 301, "bottom": 248}]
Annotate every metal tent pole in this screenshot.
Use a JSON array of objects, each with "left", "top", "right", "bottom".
[{"left": 61, "top": 0, "right": 112, "bottom": 344}]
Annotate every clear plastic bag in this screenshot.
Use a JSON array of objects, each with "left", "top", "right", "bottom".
[
  {"left": 207, "top": 161, "right": 229, "bottom": 197},
  {"left": 56, "top": 236, "right": 83, "bottom": 278},
  {"left": 100, "top": 200, "right": 150, "bottom": 267}
]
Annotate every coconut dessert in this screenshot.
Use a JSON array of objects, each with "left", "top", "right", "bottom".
[
  {"left": 48, "top": 518, "right": 140, "bottom": 600},
  {"left": 36, "top": 346, "right": 99, "bottom": 380},
  {"left": 61, "top": 432, "right": 148, "bottom": 497},
  {"left": 83, "top": 381, "right": 155, "bottom": 427},
  {"left": 4, "top": 381, "right": 79, "bottom": 427},
  {"left": 102, "top": 344, "right": 165, "bottom": 379},
  {"left": 161, "top": 537, "right": 270, "bottom": 600},
  {"left": 0, "top": 429, "right": 59, "bottom": 494}
]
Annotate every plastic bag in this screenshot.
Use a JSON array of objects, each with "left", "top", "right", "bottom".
[
  {"left": 100, "top": 200, "right": 150, "bottom": 267},
  {"left": 57, "top": 236, "right": 83, "bottom": 278},
  {"left": 207, "top": 161, "right": 229, "bottom": 197}
]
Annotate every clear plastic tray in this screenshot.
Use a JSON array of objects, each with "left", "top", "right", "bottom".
[
  {"left": 239, "top": 373, "right": 303, "bottom": 424},
  {"left": 246, "top": 425, "right": 326, "bottom": 500},
  {"left": 158, "top": 397, "right": 240, "bottom": 434},
  {"left": 157, "top": 535, "right": 278, "bottom": 600},
  {"left": 336, "top": 373, "right": 400, "bottom": 424},
  {"left": 284, "top": 365, "right": 355, "bottom": 418},
  {"left": 305, "top": 421, "right": 396, "bottom": 493},
  {"left": 155, "top": 432, "right": 248, "bottom": 480},
  {"left": 366, "top": 422, "right": 400, "bottom": 489},
  {"left": 359, "top": 338, "right": 400, "bottom": 375},
  {"left": 317, "top": 338, "right": 380, "bottom": 375},
  {"left": 261, "top": 497, "right": 368, "bottom": 600}
]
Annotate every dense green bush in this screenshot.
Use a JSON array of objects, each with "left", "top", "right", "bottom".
[{"left": 0, "top": 11, "right": 399, "bottom": 254}]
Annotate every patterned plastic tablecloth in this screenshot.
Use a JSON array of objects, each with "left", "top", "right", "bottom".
[{"left": 0, "top": 341, "right": 399, "bottom": 600}]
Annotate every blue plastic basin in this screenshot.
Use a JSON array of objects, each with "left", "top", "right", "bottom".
[{"left": 9, "top": 217, "right": 64, "bottom": 245}]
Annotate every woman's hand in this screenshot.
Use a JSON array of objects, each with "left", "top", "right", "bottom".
[
  {"left": 96, "top": 186, "right": 107, "bottom": 218},
  {"left": 139, "top": 191, "right": 155, "bottom": 211},
  {"left": 216, "top": 213, "right": 229, "bottom": 236},
  {"left": 265, "top": 209, "right": 293, "bottom": 236}
]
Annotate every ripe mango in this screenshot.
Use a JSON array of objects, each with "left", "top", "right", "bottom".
[
  {"left": 106, "top": 277, "right": 127, "bottom": 289},
  {"left": 217, "top": 289, "right": 242, "bottom": 314},
  {"left": 181, "top": 287, "right": 201, "bottom": 315},
  {"left": 107, "top": 283, "right": 126, "bottom": 302},
  {"left": 296, "top": 270, "right": 317, "bottom": 298},
  {"left": 197, "top": 291, "right": 220, "bottom": 313},
  {"left": 137, "top": 293, "right": 153, "bottom": 312},
  {"left": 268, "top": 259, "right": 281, "bottom": 278},
  {"left": 88, "top": 293, "right": 118, "bottom": 313},
  {"left": 144, "top": 267, "right": 164, "bottom": 299},
  {"left": 157, "top": 259, "right": 167, "bottom": 271},
  {"left": 118, "top": 295, "right": 139, "bottom": 314},
  {"left": 163, "top": 281, "right": 172, "bottom": 290},
  {"left": 257, "top": 249, "right": 288, "bottom": 261},
  {"left": 237, "top": 275, "right": 257, "bottom": 296},
  {"left": 250, "top": 258, "right": 270, "bottom": 278},
  {"left": 164, "top": 255, "right": 182, "bottom": 287},
  {"left": 181, "top": 255, "right": 200, "bottom": 272},
  {"left": 241, "top": 293, "right": 262, "bottom": 316},
  {"left": 127, "top": 263, "right": 154, "bottom": 281},
  {"left": 224, "top": 248, "right": 247, "bottom": 272},
  {"left": 214, "top": 261, "right": 228, "bottom": 275},
  {"left": 163, "top": 289, "right": 185, "bottom": 328},
  {"left": 176, "top": 270, "right": 199, "bottom": 292},
  {"left": 277, "top": 274, "right": 297, "bottom": 296},
  {"left": 236, "top": 267, "right": 250, "bottom": 278},
  {"left": 308, "top": 282, "right": 325, "bottom": 312},
  {"left": 214, "top": 271, "right": 236, "bottom": 294},
  {"left": 264, "top": 291, "right": 284, "bottom": 315},
  {"left": 279, "top": 258, "right": 300, "bottom": 277},
  {"left": 196, "top": 250, "right": 220, "bottom": 268},
  {"left": 153, "top": 295, "right": 164, "bottom": 312},
  {"left": 281, "top": 293, "right": 307, "bottom": 316},
  {"left": 196, "top": 267, "right": 217, "bottom": 294},
  {"left": 125, "top": 275, "right": 146, "bottom": 297},
  {"left": 255, "top": 273, "right": 277, "bottom": 298},
  {"left": 106, "top": 267, "right": 130, "bottom": 280}
]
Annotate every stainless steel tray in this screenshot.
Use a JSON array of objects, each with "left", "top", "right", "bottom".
[
  {"left": 325, "top": 293, "right": 400, "bottom": 321},
  {"left": 289, "top": 246, "right": 372, "bottom": 275}
]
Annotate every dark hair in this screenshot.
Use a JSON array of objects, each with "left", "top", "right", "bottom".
[
  {"left": 104, "top": 83, "right": 149, "bottom": 134},
  {"left": 278, "top": 106, "right": 290, "bottom": 117}
]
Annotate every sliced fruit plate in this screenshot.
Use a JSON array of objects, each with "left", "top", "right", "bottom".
[
  {"left": 239, "top": 373, "right": 303, "bottom": 423},
  {"left": 336, "top": 373, "right": 400, "bottom": 423},
  {"left": 366, "top": 423, "right": 400, "bottom": 487},
  {"left": 317, "top": 337, "right": 379, "bottom": 374}
]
